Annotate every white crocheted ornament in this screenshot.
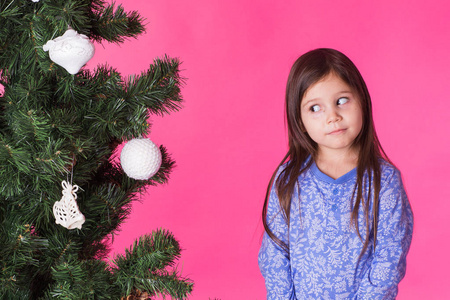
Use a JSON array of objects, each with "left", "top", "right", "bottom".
[
  {"left": 53, "top": 181, "right": 85, "bottom": 230},
  {"left": 120, "top": 138, "right": 162, "bottom": 180},
  {"left": 43, "top": 28, "right": 95, "bottom": 74}
]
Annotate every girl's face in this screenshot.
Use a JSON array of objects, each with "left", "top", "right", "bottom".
[{"left": 300, "top": 72, "right": 363, "bottom": 158}]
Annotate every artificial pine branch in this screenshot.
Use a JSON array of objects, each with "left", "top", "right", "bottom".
[
  {"left": 125, "top": 56, "right": 184, "bottom": 116},
  {"left": 90, "top": 2, "right": 145, "bottom": 43},
  {"left": 0, "top": 222, "right": 48, "bottom": 296},
  {"left": 43, "top": 0, "right": 92, "bottom": 32},
  {"left": 113, "top": 229, "right": 193, "bottom": 299}
]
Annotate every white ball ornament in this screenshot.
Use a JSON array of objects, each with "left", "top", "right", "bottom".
[
  {"left": 43, "top": 28, "right": 95, "bottom": 74},
  {"left": 120, "top": 138, "right": 162, "bottom": 180}
]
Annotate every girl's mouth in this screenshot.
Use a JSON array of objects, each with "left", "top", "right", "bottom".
[{"left": 328, "top": 129, "right": 346, "bottom": 135}]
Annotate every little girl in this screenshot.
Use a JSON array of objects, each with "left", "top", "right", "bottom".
[{"left": 258, "top": 48, "right": 413, "bottom": 299}]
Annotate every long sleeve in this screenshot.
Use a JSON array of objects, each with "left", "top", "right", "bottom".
[
  {"left": 356, "top": 169, "right": 414, "bottom": 299},
  {"left": 258, "top": 180, "right": 296, "bottom": 300}
]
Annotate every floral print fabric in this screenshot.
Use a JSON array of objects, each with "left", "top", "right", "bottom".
[{"left": 258, "top": 160, "right": 413, "bottom": 299}]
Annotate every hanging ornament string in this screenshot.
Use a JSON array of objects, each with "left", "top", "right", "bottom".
[{"left": 69, "top": 154, "right": 75, "bottom": 186}]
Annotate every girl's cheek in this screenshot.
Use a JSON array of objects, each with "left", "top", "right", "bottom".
[{"left": 311, "top": 111, "right": 323, "bottom": 119}]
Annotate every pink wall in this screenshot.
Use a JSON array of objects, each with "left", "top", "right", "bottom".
[{"left": 88, "top": 0, "right": 450, "bottom": 299}]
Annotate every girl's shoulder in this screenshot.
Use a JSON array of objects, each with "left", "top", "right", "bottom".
[
  {"left": 378, "top": 157, "right": 403, "bottom": 187},
  {"left": 273, "top": 159, "right": 313, "bottom": 189},
  {"left": 277, "top": 156, "right": 312, "bottom": 176}
]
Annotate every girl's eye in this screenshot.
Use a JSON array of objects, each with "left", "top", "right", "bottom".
[
  {"left": 310, "top": 104, "right": 320, "bottom": 112},
  {"left": 337, "top": 97, "right": 349, "bottom": 105}
]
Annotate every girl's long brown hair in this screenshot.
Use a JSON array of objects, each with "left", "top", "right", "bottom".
[{"left": 262, "top": 48, "right": 390, "bottom": 256}]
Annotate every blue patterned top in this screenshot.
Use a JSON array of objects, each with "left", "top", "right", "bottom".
[{"left": 258, "top": 160, "right": 413, "bottom": 299}]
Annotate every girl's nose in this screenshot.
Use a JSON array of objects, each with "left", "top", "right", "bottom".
[{"left": 327, "top": 109, "right": 342, "bottom": 124}]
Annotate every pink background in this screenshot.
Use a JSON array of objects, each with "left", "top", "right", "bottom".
[{"left": 88, "top": 0, "right": 450, "bottom": 299}]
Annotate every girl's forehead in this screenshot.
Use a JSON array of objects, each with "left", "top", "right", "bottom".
[{"left": 302, "top": 73, "right": 353, "bottom": 100}]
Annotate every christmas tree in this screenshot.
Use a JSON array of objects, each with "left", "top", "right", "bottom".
[{"left": 0, "top": 0, "right": 193, "bottom": 299}]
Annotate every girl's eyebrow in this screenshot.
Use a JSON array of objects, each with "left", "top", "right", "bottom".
[{"left": 339, "top": 90, "right": 353, "bottom": 95}]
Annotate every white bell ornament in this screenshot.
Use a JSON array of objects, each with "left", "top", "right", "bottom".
[
  {"left": 43, "top": 28, "right": 95, "bottom": 74},
  {"left": 120, "top": 138, "right": 162, "bottom": 180},
  {"left": 53, "top": 180, "right": 85, "bottom": 230}
]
